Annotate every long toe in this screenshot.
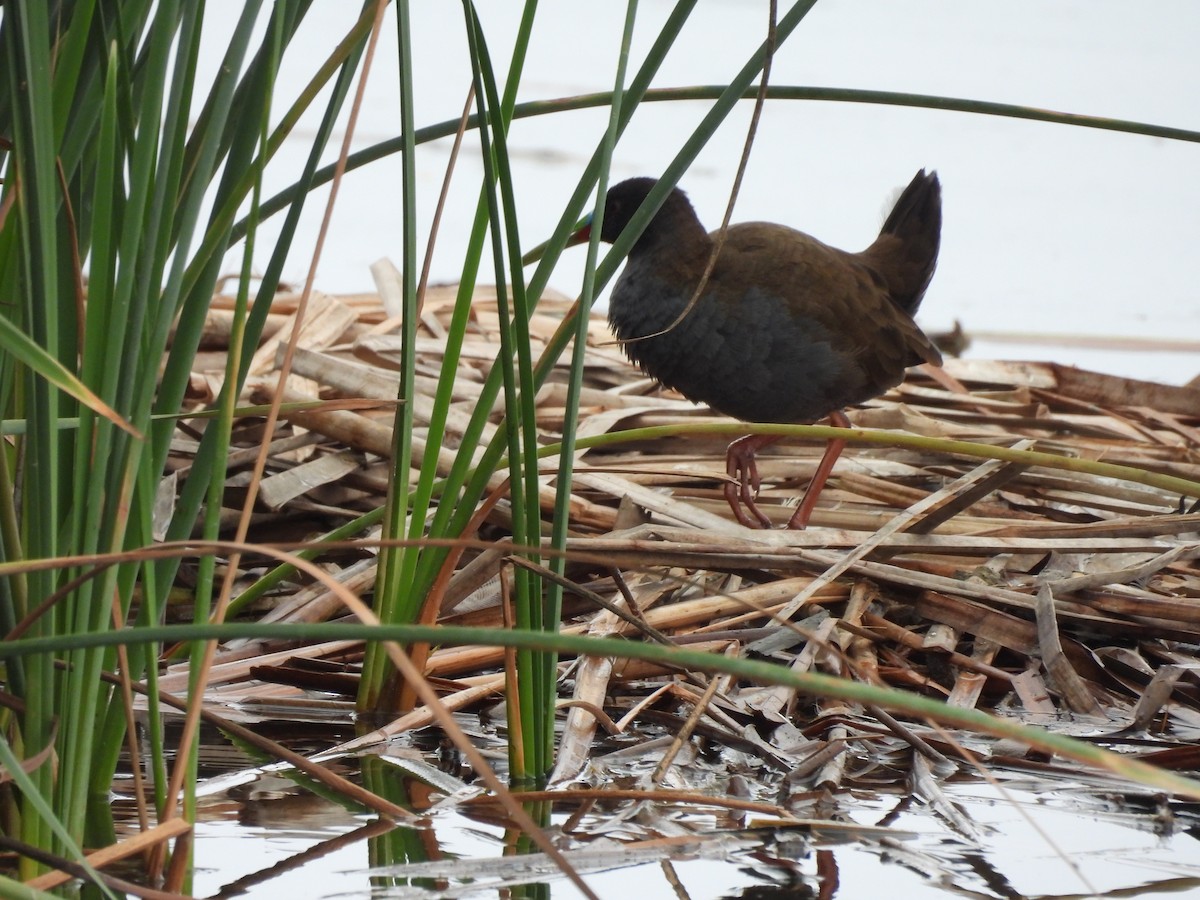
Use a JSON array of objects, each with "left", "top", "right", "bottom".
[
  {"left": 724, "top": 479, "right": 769, "bottom": 528},
  {"left": 726, "top": 434, "right": 780, "bottom": 528}
]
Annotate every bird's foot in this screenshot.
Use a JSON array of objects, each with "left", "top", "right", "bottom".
[{"left": 725, "top": 434, "right": 780, "bottom": 528}]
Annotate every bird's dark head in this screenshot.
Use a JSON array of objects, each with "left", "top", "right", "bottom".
[
  {"left": 595, "top": 177, "right": 661, "bottom": 243},
  {"left": 567, "top": 177, "right": 700, "bottom": 254}
]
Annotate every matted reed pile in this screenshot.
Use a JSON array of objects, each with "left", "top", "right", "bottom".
[{"left": 169, "top": 282, "right": 1200, "bottom": 804}]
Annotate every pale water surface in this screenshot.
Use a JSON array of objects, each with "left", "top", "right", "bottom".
[{"left": 205, "top": 1, "right": 1200, "bottom": 385}]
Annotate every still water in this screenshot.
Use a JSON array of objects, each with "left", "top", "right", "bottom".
[{"left": 208, "top": 1, "right": 1200, "bottom": 385}]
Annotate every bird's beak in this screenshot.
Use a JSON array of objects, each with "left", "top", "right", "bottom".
[{"left": 520, "top": 215, "right": 593, "bottom": 266}]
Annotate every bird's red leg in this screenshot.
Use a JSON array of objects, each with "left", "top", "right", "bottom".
[
  {"left": 786, "top": 410, "right": 851, "bottom": 530},
  {"left": 724, "top": 433, "right": 780, "bottom": 528}
]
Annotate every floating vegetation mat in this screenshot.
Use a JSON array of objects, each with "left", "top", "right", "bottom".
[{"left": 153, "top": 283, "right": 1200, "bottom": 898}]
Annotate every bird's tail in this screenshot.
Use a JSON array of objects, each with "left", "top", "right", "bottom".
[{"left": 866, "top": 169, "right": 941, "bottom": 316}]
